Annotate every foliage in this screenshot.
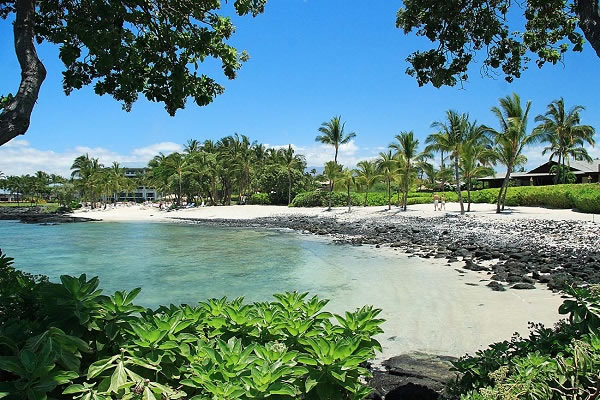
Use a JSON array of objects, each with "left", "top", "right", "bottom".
[
  {"left": 315, "top": 116, "right": 356, "bottom": 163},
  {"left": 0, "top": 250, "right": 384, "bottom": 400},
  {"left": 290, "top": 191, "right": 363, "bottom": 208},
  {"left": 395, "top": 0, "right": 587, "bottom": 87},
  {"left": 452, "top": 285, "right": 600, "bottom": 400},
  {"left": 248, "top": 193, "right": 271, "bottom": 205}
]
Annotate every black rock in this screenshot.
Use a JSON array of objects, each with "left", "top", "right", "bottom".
[
  {"left": 487, "top": 281, "right": 506, "bottom": 291},
  {"left": 512, "top": 283, "right": 535, "bottom": 290}
]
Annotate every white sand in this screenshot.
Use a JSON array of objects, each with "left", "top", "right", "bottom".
[
  {"left": 72, "top": 202, "right": 600, "bottom": 223},
  {"left": 71, "top": 203, "right": 576, "bottom": 359}
]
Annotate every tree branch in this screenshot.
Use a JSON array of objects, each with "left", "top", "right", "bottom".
[
  {"left": 576, "top": 0, "right": 600, "bottom": 57},
  {"left": 0, "top": 0, "right": 46, "bottom": 147}
]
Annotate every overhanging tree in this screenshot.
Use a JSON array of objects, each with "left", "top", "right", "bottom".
[
  {"left": 396, "top": 1, "right": 600, "bottom": 87},
  {"left": 0, "top": 0, "right": 266, "bottom": 146}
]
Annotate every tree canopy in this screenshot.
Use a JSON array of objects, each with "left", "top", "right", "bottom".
[
  {"left": 396, "top": 0, "right": 600, "bottom": 87},
  {"left": 0, "top": 0, "right": 266, "bottom": 146}
]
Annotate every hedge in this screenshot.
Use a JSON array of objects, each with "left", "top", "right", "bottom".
[
  {"left": 248, "top": 192, "right": 271, "bottom": 205},
  {"left": 290, "top": 184, "right": 600, "bottom": 213}
]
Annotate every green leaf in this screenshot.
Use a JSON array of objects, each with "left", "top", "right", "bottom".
[
  {"left": 62, "top": 384, "right": 86, "bottom": 394},
  {"left": 108, "top": 361, "right": 127, "bottom": 393},
  {"left": 87, "top": 355, "right": 118, "bottom": 379},
  {"left": 267, "top": 382, "right": 296, "bottom": 396}
]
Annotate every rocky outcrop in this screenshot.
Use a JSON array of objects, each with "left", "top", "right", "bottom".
[
  {"left": 0, "top": 207, "right": 99, "bottom": 224},
  {"left": 369, "top": 352, "right": 457, "bottom": 399}
]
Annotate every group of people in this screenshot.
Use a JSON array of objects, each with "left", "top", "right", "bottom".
[{"left": 433, "top": 193, "right": 446, "bottom": 211}]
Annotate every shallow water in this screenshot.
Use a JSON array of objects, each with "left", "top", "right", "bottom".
[{"left": 0, "top": 220, "right": 562, "bottom": 358}]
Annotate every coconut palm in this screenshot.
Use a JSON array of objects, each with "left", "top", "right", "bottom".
[
  {"left": 376, "top": 150, "right": 398, "bottom": 211},
  {"left": 535, "top": 98, "right": 595, "bottom": 184},
  {"left": 429, "top": 110, "right": 471, "bottom": 214},
  {"left": 390, "top": 131, "right": 420, "bottom": 211},
  {"left": 460, "top": 142, "right": 496, "bottom": 212},
  {"left": 355, "top": 160, "right": 379, "bottom": 206},
  {"left": 489, "top": 93, "right": 542, "bottom": 213},
  {"left": 280, "top": 145, "right": 306, "bottom": 205},
  {"left": 337, "top": 168, "right": 357, "bottom": 212},
  {"left": 323, "top": 161, "right": 342, "bottom": 211},
  {"left": 315, "top": 116, "right": 356, "bottom": 163},
  {"left": 71, "top": 154, "right": 103, "bottom": 208}
]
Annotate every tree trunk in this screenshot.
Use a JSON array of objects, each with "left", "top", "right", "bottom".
[
  {"left": 327, "top": 181, "right": 333, "bottom": 211},
  {"left": 0, "top": 0, "right": 47, "bottom": 146},
  {"left": 347, "top": 185, "right": 351, "bottom": 212},
  {"left": 496, "top": 167, "right": 511, "bottom": 213},
  {"left": 556, "top": 153, "right": 562, "bottom": 184},
  {"left": 454, "top": 155, "right": 464, "bottom": 214},
  {"left": 387, "top": 179, "right": 391, "bottom": 211},
  {"left": 467, "top": 179, "right": 471, "bottom": 212},
  {"left": 575, "top": 0, "right": 600, "bottom": 58},
  {"left": 403, "top": 169, "right": 409, "bottom": 211},
  {"left": 396, "top": 182, "right": 401, "bottom": 207},
  {"left": 288, "top": 171, "right": 292, "bottom": 205},
  {"left": 364, "top": 188, "right": 368, "bottom": 207}
]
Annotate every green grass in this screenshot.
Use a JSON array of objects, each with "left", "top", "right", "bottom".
[{"left": 0, "top": 202, "right": 61, "bottom": 212}]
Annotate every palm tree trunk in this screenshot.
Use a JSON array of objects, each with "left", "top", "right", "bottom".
[
  {"left": 387, "top": 179, "right": 391, "bottom": 211},
  {"left": 467, "top": 179, "right": 472, "bottom": 212},
  {"left": 556, "top": 153, "right": 562, "bottom": 184},
  {"left": 364, "top": 189, "right": 368, "bottom": 207},
  {"left": 288, "top": 171, "right": 292, "bottom": 205},
  {"left": 403, "top": 169, "right": 409, "bottom": 211},
  {"left": 454, "top": 156, "right": 464, "bottom": 214},
  {"left": 496, "top": 167, "right": 511, "bottom": 213},
  {"left": 328, "top": 181, "right": 333, "bottom": 211},
  {"left": 334, "top": 146, "right": 338, "bottom": 164},
  {"left": 347, "top": 185, "right": 351, "bottom": 212},
  {"left": 396, "top": 182, "right": 401, "bottom": 207}
]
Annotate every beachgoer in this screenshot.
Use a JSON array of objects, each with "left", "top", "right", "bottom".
[
  {"left": 433, "top": 193, "right": 439, "bottom": 211},
  {"left": 441, "top": 195, "right": 446, "bottom": 210}
]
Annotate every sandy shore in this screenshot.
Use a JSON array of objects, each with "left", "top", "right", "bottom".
[
  {"left": 68, "top": 202, "right": 583, "bottom": 361},
  {"left": 72, "top": 202, "right": 600, "bottom": 223}
]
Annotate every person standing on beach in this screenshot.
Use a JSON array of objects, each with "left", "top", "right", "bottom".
[
  {"left": 433, "top": 193, "right": 439, "bottom": 211},
  {"left": 441, "top": 194, "right": 446, "bottom": 211}
]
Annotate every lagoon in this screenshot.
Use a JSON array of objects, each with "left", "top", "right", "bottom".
[{"left": 0, "top": 220, "right": 562, "bottom": 359}]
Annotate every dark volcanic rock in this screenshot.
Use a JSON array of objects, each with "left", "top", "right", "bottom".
[
  {"left": 369, "top": 352, "right": 456, "bottom": 398},
  {"left": 487, "top": 281, "right": 506, "bottom": 291},
  {"left": 511, "top": 283, "right": 536, "bottom": 290}
]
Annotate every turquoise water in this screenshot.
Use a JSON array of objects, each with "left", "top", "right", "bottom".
[
  {"left": 0, "top": 220, "right": 374, "bottom": 307},
  {"left": 0, "top": 219, "right": 563, "bottom": 357}
]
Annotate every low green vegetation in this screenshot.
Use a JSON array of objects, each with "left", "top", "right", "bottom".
[
  {"left": 291, "top": 184, "right": 600, "bottom": 213},
  {"left": 0, "top": 251, "right": 384, "bottom": 400},
  {"left": 450, "top": 285, "right": 600, "bottom": 400}
]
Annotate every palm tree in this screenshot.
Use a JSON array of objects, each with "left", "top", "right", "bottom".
[
  {"left": 356, "top": 160, "right": 379, "bottom": 206},
  {"left": 315, "top": 116, "right": 356, "bottom": 163},
  {"left": 489, "top": 93, "right": 542, "bottom": 213},
  {"left": 281, "top": 145, "right": 305, "bottom": 205},
  {"left": 108, "top": 162, "right": 125, "bottom": 204},
  {"left": 390, "top": 131, "right": 420, "bottom": 211},
  {"left": 535, "top": 98, "right": 595, "bottom": 184},
  {"left": 376, "top": 150, "right": 398, "bottom": 211},
  {"left": 429, "top": 110, "right": 471, "bottom": 214},
  {"left": 460, "top": 142, "right": 495, "bottom": 212},
  {"left": 71, "top": 154, "right": 102, "bottom": 208},
  {"left": 323, "top": 161, "right": 342, "bottom": 211},
  {"left": 337, "top": 168, "right": 356, "bottom": 212}
]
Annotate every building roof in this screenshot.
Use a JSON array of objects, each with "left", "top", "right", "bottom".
[{"left": 480, "top": 159, "right": 600, "bottom": 181}]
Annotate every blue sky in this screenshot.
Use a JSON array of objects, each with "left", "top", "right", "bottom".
[{"left": 1, "top": 0, "right": 600, "bottom": 176}]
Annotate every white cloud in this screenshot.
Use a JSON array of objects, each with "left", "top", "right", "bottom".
[
  {"left": 267, "top": 141, "right": 377, "bottom": 168},
  {"left": 0, "top": 141, "right": 182, "bottom": 177}
]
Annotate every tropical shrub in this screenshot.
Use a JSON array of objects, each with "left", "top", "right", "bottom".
[
  {"left": 449, "top": 285, "right": 600, "bottom": 400},
  {"left": 0, "top": 250, "right": 384, "bottom": 400},
  {"left": 290, "top": 191, "right": 362, "bottom": 208},
  {"left": 248, "top": 193, "right": 271, "bottom": 205}
]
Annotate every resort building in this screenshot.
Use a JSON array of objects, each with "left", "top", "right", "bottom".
[
  {"left": 479, "top": 160, "right": 600, "bottom": 188},
  {"left": 118, "top": 168, "right": 158, "bottom": 202},
  {"left": 0, "top": 190, "right": 17, "bottom": 202}
]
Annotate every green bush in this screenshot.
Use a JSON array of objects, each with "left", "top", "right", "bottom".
[
  {"left": 248, "top": 193, "right": 271, "bottom": 205},
  {"left": 290, "top": 191, "right": 362, "bottom": 207},
  {"left": 0, "top": 250, "right": 384, "bottom": 400}
]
